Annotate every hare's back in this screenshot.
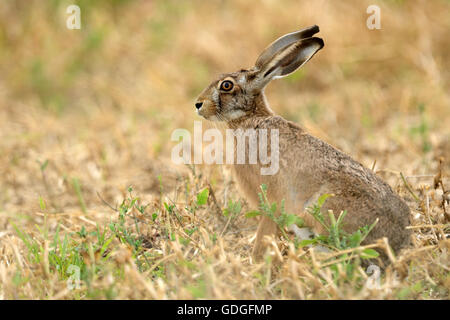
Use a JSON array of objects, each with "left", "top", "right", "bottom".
[{"left": 255, "top": 115, "right": 394, "bottom": 197}]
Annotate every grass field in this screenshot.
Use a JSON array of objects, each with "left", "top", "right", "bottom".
[{"left": 0, "top": 0, "right": 449, "bottom": 299}]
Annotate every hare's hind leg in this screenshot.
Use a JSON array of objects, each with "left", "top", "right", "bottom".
[{"left": 252, "top": 216, "right": 279, "bottom": 261}]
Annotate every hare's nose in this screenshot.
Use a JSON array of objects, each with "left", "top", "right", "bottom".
[{"left": 195, "top": 102, "right": 203, "bottom": 110}]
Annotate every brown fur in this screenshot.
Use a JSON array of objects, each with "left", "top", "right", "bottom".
[{"left": 195, "top": 26, "right": 412, "bottom": 261}]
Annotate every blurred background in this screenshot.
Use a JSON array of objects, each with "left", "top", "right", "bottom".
[
  {"left": 0, "top": 0, "right": 449, "bottom": 300},
  {"left": 0, "top": 0, "right": 449, "bottom": 217}
]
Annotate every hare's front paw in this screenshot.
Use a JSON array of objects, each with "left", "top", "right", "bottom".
[
  {"left": 288, "top": 224, "right": 331, "bottom": 253},
  {"left": 288, "top": 224, "right": 314, "bottom": 240}
]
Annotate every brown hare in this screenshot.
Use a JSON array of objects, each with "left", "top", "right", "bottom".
[{"left": 195, "top": 25, "right": 411, "bottom": 262}]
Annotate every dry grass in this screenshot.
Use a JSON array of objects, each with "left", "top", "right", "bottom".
[{"left": 0, "top": 0, "right": 449, "bottom": 299}]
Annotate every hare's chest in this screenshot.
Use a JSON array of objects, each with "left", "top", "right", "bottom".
[
  {"left": 230, "top": 163, "right": 288, "bottom": 206},
  {"left": 231, "top": 164, "right": 262, "bottom": 203}
]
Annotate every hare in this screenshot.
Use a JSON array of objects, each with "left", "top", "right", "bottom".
[{"left": 195, "top": 25, "right": 411, "bottom": 261}]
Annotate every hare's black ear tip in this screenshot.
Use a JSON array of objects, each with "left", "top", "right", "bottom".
[
  {"left": 316, "top": 37, "right": 324, "bottom": 49},
  {"left": 302, "top": 25, "right": 320, "bottom": 37}
]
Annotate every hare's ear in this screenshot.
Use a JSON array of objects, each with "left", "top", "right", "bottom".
[
  {"left": 254, "top": 37, "right": 324, "bottom": 85},
  {"left": 255, "top": 25, "right": 320, "bottom": 68}
]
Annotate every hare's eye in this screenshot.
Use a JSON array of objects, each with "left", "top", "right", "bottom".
[{"left": 220, "top": 80, "right": 234, "bottom": 92}]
